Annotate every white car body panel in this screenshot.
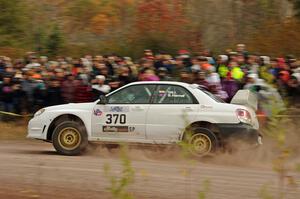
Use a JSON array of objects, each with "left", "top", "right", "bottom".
[
  {"left": 91, "top": 104, "right": 149, "bottom": 140},
  {"left": 28, "top": 103, "right": 94, "bottom": 140},
  {"left": 28, "top": 81, "right": 259, "bottom": 144},
  {"left": 146, "top": 103, "right": 200, "bottom": 141}
]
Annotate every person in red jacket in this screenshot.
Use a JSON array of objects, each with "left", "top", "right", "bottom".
[
  {"left": 74, "top": 76, "right": 93, "bottom": 103},
  {"left": 61, "top": 74, "right": 76, "bottom": 103}
]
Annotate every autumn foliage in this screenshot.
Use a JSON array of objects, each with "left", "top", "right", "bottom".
[
  {"left": 247, "top": 19, "right": 300, "bottom": 57},
  {"left": 0, "top": 0, "right": 300, "bottom": 58}
]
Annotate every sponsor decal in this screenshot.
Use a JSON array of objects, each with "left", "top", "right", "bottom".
[
  {"left": 93, "top": 109, "right": 103, "bottom": 116},
  {"left": 158, "top": 90, "right": 166, "bottom": 97},
  {"left": 128, "top": 126, "right": 135, "bottom": 132},
  {"left": 167, "top": 91, "right": 185, "bottom": 98},
  {"left": 158, "top": 90, "right": 185, "bottom": 98},
  {"left": 104, "top": 106, "right": 130, "bottom": 112},
  {"left": 200, "top": 105, "right": 213, "bottom": 109},
  {"left": 103, "top": 126, "right": 135, "bottom": 133}
]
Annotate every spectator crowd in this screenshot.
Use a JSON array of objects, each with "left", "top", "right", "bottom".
[{"left": 1, "top": 44, "right": 300, "bottom": 117}]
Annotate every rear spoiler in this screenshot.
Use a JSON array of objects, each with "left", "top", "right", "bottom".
[{"left": 231, "top": 90, "right": 258, "bottom": 111}]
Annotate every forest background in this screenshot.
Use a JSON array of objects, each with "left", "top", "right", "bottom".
[{"left": 1, "top": 0, "right": 300, "bottom": 58}]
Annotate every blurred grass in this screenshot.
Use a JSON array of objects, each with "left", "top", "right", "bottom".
[{"left": 0, "top": 122, "right": 27, "bottom": 140}]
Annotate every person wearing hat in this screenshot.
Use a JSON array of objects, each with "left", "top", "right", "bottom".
[
  {"left": 157, "top": 67, "right": 172, "bottom": 81},
  {"left": 198, "top": 56, "right": 213, "bottom": 71},
  {"left": 217, "top": 55, "right": 229, "bottom": 78},
  {"left": 92, "top": 75, "right": 111, "bottom": 99},
  {"left": 243, "top": 73, "right": 259, "bottom": 92}
]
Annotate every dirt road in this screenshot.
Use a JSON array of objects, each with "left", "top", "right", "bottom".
[{"left": 0, "top": 140, "right": 299, "bottom": 199}]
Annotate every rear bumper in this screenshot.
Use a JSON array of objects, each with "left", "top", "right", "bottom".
[{"left": 217, "top": 123, "right": 262, "bottom": 145}]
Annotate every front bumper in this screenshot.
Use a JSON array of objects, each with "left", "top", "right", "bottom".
[
  {"left": 217, "top": 123, "right": 262, "bottom": 145},
  {"left": 27, "top": 116, "right": 48, "bottom": 140}
]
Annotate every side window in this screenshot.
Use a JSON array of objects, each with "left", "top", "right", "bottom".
[
  {"left": 153, "top": 85, "right": 195, "bottom": 104},
  {"left": 108, "top": 85, "right": 156, "bottom": 104}
]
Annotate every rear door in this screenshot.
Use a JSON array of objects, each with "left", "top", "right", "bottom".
[
  {"left": 91, "top": 84, "right": 156, "bottom": 140},
  {"left": 146, "top": 84, "right": 199, "bottom": 142}
]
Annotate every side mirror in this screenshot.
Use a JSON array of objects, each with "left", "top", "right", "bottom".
[{"left": 98, "top": 95, "right": 108, "bottom": 104}]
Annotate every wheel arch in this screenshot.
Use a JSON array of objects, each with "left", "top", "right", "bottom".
[
  {"left": 181, "top": 121, "right": 221, "bottom": 141},
  {"left": 47, "top": 114, "right": 86, "bottom": 141}
]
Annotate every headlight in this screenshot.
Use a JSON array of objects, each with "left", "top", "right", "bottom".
[
  {"left": 236, "top": 108, "right": 252, "bottom": 124},
  {"left": 34, "top": 108, "right": 45, "bottom": 117}
]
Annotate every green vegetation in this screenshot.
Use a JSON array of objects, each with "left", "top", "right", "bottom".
[
  {"left": 103, "top": 144, "right": 135, "bottom": 199},
  {"left": 46, "top": 25, "right": 64, "bottom": 57},
  {"left": 0, "top": 0, "right": 28, "bottom": 46},
  {"left": 259, "top": 184, "right": 274, "bottom": 199},
  {"left": 258, "top": 102, "right": 299, "bottom": 199},
  {"left": 198, "top": 179, "right": 210, "bottom": 199}
]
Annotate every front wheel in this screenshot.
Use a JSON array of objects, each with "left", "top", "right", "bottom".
[
  {"left": 185, "top": 128, "right": 218, "bottom": 157},
  {"left": 52, "top": 121, "right": 88, "bottom": 155}
]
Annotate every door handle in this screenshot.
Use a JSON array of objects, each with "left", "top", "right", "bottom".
[{"left": 184, "top": 107, "right": 193, "bottom": 111}]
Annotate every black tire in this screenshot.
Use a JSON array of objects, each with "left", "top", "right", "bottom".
[
  {"left": 184, "top": 127, "right": 218, "bottom": 157},
  {"left": 52, "top": 121, "right": 88, "bottom": 156}
]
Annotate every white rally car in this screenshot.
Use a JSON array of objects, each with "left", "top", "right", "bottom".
[{"left": 28, "top": 81, "right": 261, "bottom": 156}]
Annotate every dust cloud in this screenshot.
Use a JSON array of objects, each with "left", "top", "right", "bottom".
[{"left": 85, "top": 123, "right": 300, "bottom": 170}]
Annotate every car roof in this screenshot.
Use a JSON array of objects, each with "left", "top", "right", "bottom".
[
  {"left": 126, "top": 81, "right": 191, "bottom": 87},
  {"left": 106, "top": 81, "right": 197, "bottom": 97}
]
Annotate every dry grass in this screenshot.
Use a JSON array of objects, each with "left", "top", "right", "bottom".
[{"left": 0, "top": 122, "right": 27, "bottom": 140}]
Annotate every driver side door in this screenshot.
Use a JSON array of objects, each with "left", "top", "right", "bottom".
[{"left": 91, "top": 84, "right": 156, "bottom": 141}]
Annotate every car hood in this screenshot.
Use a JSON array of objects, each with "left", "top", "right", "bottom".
[{"left": 44, "top": 102, "right": 95, "bottom": 111}]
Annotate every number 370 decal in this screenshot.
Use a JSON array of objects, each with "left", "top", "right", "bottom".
[{"left": 106, "top": 114, "right": 126, "bottom": 124}]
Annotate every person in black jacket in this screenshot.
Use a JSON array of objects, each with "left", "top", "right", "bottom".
[
  {"left": 0, "top": 76, "right": 14, "bottom": 112},
  {"left": 12, "top": 82, "right": 28, "bottom": 114},
  {"left": 46, "top": 78, "right": 64, "bottom": 106},
  {"left": 33, "top": 80, "right": 47, "bottom": 111}
]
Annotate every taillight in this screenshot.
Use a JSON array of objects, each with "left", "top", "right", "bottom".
[{"left": 236, "top": 109, "right": 252, "bottom": 124}]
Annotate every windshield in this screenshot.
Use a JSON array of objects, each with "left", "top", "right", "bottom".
[{"left": 197, "top": 87, "right": 225, "bottom": 103}]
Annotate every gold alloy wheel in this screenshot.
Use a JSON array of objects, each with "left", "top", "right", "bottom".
[
  {"left": 189, "top": 133, "right": 212, "bottom": 156},
  {"left": 58, "top": 127, "right": 81, "bottom": 150}
]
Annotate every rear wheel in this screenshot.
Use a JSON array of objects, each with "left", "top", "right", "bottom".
[
  {"left": 52, "top": 121, "right": 88, "bottom": 155},
  {"left": 185, "top": 128, "right": 218, "bottom": 157}
]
